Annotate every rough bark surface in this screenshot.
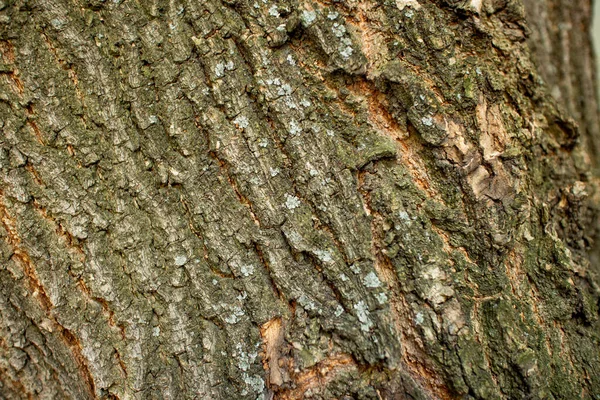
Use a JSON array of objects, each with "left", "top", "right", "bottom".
[{"left": 0, "top": 0, "right": 599, "bottom": 399}]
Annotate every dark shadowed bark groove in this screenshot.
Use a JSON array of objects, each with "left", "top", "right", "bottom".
[{"left": 0, "top": 0, "right": 600, "bottom": 399}]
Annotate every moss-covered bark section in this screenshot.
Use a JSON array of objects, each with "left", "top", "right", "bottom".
[{"left": 0, "top": 0, "right": 599, "bottom": 399}]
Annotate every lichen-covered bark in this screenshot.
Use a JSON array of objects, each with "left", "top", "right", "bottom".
[{"left": 0, "top": 0, "right": 599, "bottom": 399}]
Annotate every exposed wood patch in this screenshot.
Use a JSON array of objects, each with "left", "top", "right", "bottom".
[
  {"left": 277, "top": 353, "right": 356, "bottom": 400},
  {"left": 260, "top": 317, "right": 286, "bottom": 387}
]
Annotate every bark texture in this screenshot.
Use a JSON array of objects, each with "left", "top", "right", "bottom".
[{"left": 0, "top": 0, "right": 599, "bottom": 399}]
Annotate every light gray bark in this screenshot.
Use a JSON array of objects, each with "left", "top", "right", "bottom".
[{"left": 0, "top": 0, "right": 599, "bottom": 399}]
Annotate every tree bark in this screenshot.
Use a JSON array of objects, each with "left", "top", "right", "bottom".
[{"left": 0, "top": 0, "right": 599, "bottom": 399}]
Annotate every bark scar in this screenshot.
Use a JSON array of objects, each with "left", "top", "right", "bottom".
[{"left": 260, "top": 317, "right": 286, "bottom": 387}]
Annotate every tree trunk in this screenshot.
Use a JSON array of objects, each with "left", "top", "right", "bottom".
[{"left": 0, "top": 0, "right": 599, "bottom": 398}]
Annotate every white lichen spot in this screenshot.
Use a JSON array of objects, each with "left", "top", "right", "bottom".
[
  {"left": 285, "top": 97, "right": 298, "bottom": 109},
  {"left": 237, "top": 346, "right": 250, "bottom": 371},
  {"left": 270, "top": 167, "right": 280, "bottom": 177},
  {"left": 415, "top": 312, "right": 424, "bottom": 325},
  {"left": 215, "top": 63, "right": 225, "bottom": 78},
  {"left": 339, "top": 273, "right": 349, "bottom": 282},
  {"left": 376, "top": 292, "right": 388, "bottom": 305},
  {"left": 328, "top": 11, "right": 339, "bottom": 20},
  {"left": 332, "top": 23, "right": 346, "bottom": 38},
  {"left": 237, "top": 291, "right": 248, "bottom": 301},
  {"left": 277, "top": 83, "right": 293, "bottom": 96},
  {"left": 287, "top": 54, "right": 296, "bottom": 65},
  {"left": 51, "top": 18, "right": 66, "bottom": 29},
  {"left": 340, "top": 46, "right": 353, "bottom": 59},
  {"left": 405, "top": 9, "right": 414, "bottom": 18},
  {"left": 421, "top": 116, "right": 434, "bottom": 127},
  {"left": 350, "top": 264, "right": 361, "bottom": 274},
  {"left": 268, "top": 5, "right": 280, "bottom": 17},
  {"left": 398, "top": 210, "right": 410, "bottom": 221},
  {"left": 476, "top": 67, "right": 482, "bottom": 75},
  {"left": 327, "top": 130, "right": 335, "bottom": 137},
  {"left": 258, "top": 138, "right": 269, "bottom": 148},
  {"left": 243, "top": 374, "right": 265, "bottom": 393},
  {"left": 448, "top": 57, "right": 456, "bottom": 66},
  {"left": 301, "top": 10, "right": 317, "bottom": 26},
  {"left": 234, "top": 306, "right": 245, "bottom": 316},
  {"left": 288, "top": 119, "right": 301, "bottom": 135},
  {"left": 149, "top": 115, "right": 159, "bottom": 124},
  {"left": 298, "top": 294, "right": 316, "bottom": 311},
  {"left": 309, "top": 169, "right": 318, "bottom": 177},
  {"left": 354, "top": 301, "right": 373, "bottom": 332},
  {"left": 174, "top": 255, "right": 188, "bottom": 266},
  {"left": 225, "top": 314, "right": 239, "bottom": 324},
  {"left": 236, "top": 344, "right": 258, "bottom": 372},
  {"left": 233, "top": 115, "right": 249, "bottom": 129},
  {"left": 225, "top": 306, "right": 245, "bottom": 324},
  {"left": 212, "top": 279, "right": 218, "bottom": 285},
  {"left": 241, "top": 265, "right": 255, "bottom": 277},
  {"left": 300, "top": 98, "right": 312, "bottom": 108},
  {"left": 152, "top": 326, "right": 160, "bottom": 337},
  {"left": 226, "top": 60, "right": 235, "bottom": 70},
  {"left": 285, "top": 194, "right": 301, "bottom": 210},
  {"left": 363, "top": 272, "right": 382, "bottom": 288},
  {"left": 315, "top": 249, "right": 334, "bottom": 264}
]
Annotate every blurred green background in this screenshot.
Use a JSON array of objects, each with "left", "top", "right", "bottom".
[{"left": 595, "top": 4, "right": 600, "bottom": 97}]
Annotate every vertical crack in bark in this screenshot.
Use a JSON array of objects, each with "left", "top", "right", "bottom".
[
  {"left": 30, "top": 195, "right": 128, "bottom": 343},
  {"left": 0, "top": 40, "right": 24, "bottom": 95},
  {"left": 341, "top": 76, "right": 438, "bottom": 198},
  {"left": 40, "top": 30, "right": 87, "bottom": 112},
  {"left": 253, "top": 241, "right": 286, "bottom": 301},
  {"left": 0, "top": 193, "right": 97, "bottom": 398},
  {"left": 357, "top": 170, "right": 453, "bottom": 400},
  {"left": 195, "top": 115, "right": 263, "bottom": 228}
]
